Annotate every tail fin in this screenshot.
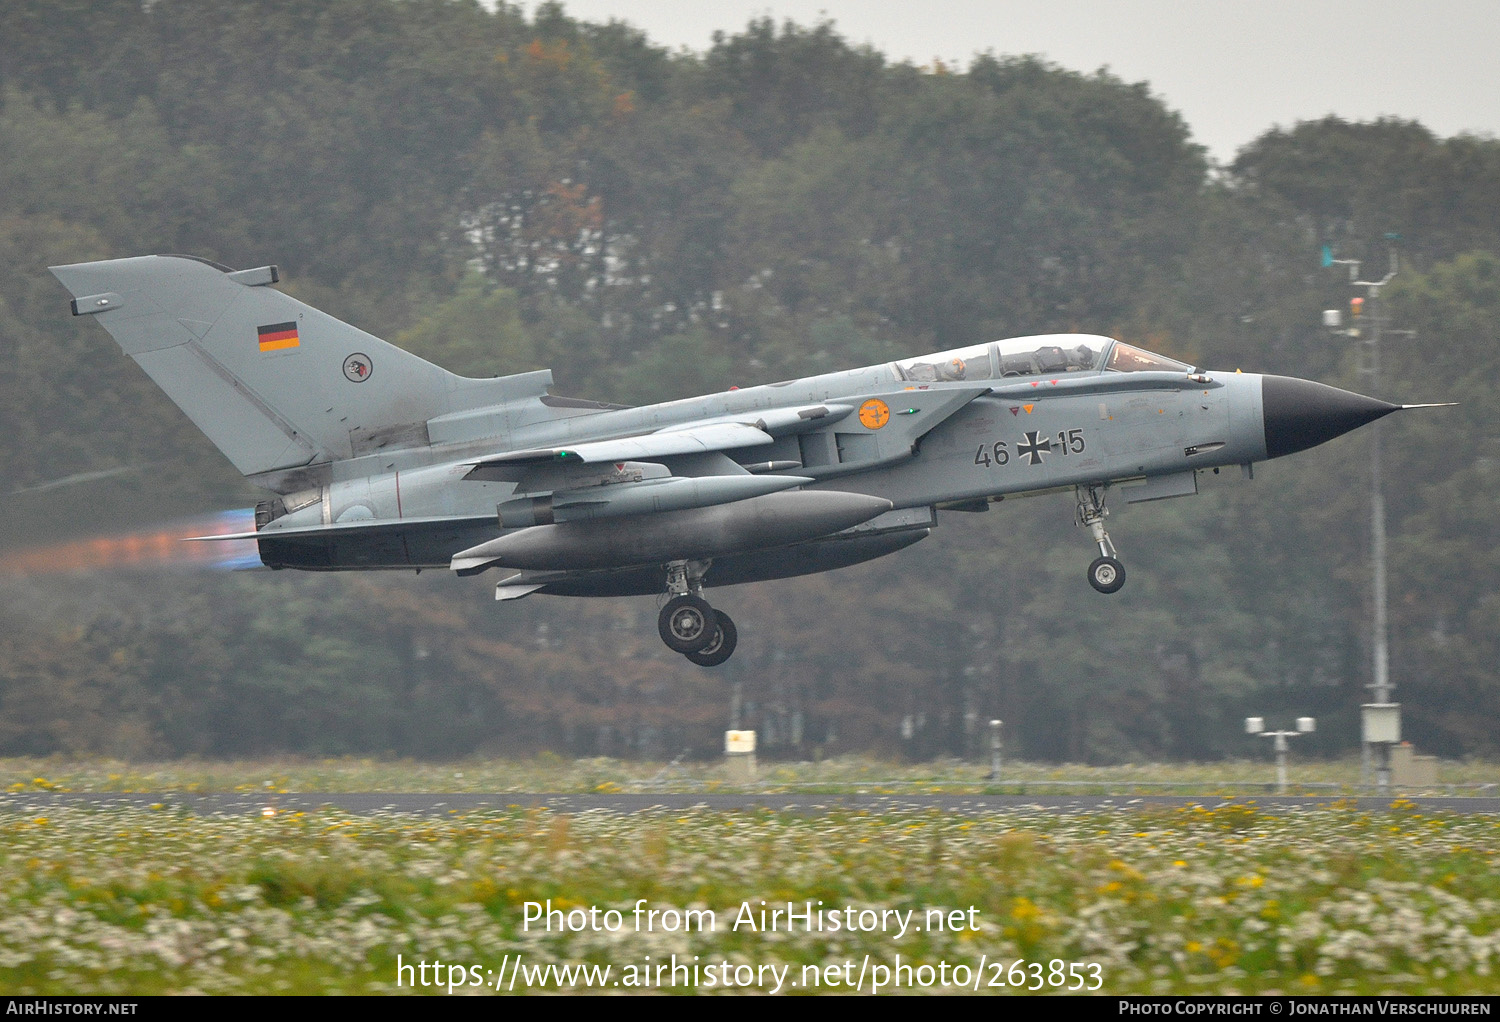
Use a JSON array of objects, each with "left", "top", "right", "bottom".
[{"left": 51, "top": 255, "right": 550, "bottom": 487}]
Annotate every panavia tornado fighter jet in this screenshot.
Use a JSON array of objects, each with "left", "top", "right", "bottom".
[{"left": 51, "top": 255, "right": 1438, "bottom": 666}]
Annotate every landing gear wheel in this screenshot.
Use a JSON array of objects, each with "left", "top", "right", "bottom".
[
  {"left": 1087, "top": 556, "right": 1126, "bottom": 594},
  {"left": 659, "top": 594, "right": 717, "bottom": 653},
  {"left": 685, "top": 611, "right": 737, "bottom": 667}
]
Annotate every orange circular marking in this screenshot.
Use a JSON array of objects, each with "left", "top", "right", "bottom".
[{"left": 858, "top": 398, "right": 891, "bottom": 430}]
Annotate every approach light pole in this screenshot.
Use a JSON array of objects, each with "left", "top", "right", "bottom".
[
  {"left": 1322, "top": 237, "right": 1404, "bottom": 792},
  {"left": 1246, "top": 716, "right": 1316, "bottom": 794}
]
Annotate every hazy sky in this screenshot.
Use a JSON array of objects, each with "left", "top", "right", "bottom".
[{"left": 543, "top": 0, "right": 1500, "bottom": 165}]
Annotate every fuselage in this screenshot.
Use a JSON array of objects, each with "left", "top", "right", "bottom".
[{"left": 264, "top": 334, "right": 1268, "bottom": 550}]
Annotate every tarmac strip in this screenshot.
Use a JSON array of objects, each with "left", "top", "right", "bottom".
[{"left": 3, "top": 792, "right": 1500, "bottom": 815}]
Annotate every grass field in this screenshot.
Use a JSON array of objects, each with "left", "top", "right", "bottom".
[
  {"left": 2, "top": 758, "right": 1498, "bottom": 995},
  {"left": 4, "top": 753, "right": 1498, "bottom": 795}
]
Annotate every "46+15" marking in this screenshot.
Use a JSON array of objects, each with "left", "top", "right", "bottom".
[{"left": 975, "top": 428, "right": 1085, "bottom": 468}]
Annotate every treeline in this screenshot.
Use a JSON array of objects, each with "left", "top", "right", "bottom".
[{"left": 0, "top": 0, "right": 1497, "bottom": 762}]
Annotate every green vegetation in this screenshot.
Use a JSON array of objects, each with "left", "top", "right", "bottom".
[
  {"left": 1, "top": 797, "right": 1497, "bottom": 994},
  {"left": 2, "top": 755, "right": 1497, "bottom": 795},
  {"left": 0, "top": 1, "right": 1498, "bottom": 764}
]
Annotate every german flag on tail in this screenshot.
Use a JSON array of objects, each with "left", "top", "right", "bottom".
[{"left": 257, "top": 321, "right": 299, "bottom": 352}]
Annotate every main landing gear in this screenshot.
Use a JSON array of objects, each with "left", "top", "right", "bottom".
[
  {"left": 657, "top": 560, "right": 738, "bottom": 667},
  {"left": 1076, "top": 483, "right": 1126, "bottom": 594}
]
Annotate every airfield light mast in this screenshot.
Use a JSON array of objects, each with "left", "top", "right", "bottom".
[
  {"left": 1246, "top": 716, "right": 1317, "bottom": 794},
  {"left": 1322, "top": 237, "right": 1403, "bottom": 792}
]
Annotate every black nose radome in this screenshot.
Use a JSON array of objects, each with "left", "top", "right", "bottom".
[{"left": 1261, "top": 375, "right": 1401, "bottom": 460}]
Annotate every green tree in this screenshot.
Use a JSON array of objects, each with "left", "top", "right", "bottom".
[
  {"left": 1380, "top": 253, "right": 1500, "bottom": 754},
  {"left": 393, "top": 272, "right": 537, "bottom": 379}
]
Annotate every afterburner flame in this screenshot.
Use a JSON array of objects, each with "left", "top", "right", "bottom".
[{"left": 0, "top": 509, "right": 259, "bottom": 575}]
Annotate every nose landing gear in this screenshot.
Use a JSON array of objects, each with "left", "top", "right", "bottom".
[
  {"left": 657, "top": 560, "right": 738, "bottom": 665},
  {"left": 659, "top": 594, "right": 717, "bottom": 652},
  {"left": 685, "top": 610, "right": 737, "bottom": 667},
  {"left": 1076, "top": 483, "right": 1126, "bottom": 594}
]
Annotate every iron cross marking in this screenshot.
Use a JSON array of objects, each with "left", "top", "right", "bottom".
[{"left": 1018, "top": 431, "right": 1052, "bottom": 466}]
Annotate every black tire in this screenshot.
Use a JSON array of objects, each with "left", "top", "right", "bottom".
[
  {"left": 1087, "top": 556, "right": 1126, "bottom": 594},
  {"left": 659, "top": 594, "right": 717, "bottom": 653},
  {"left": 685, "top": 611, "right": 737, "bottom": 667}
]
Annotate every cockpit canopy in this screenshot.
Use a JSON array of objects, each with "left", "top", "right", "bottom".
[{"left": 891, "top": 334, "right": 1193, "bottom": 384}]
